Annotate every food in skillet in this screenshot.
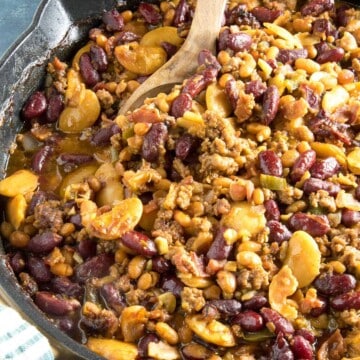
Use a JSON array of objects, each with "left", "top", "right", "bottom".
[{"left": 1, "top": 0, "right": 360, "bottom": 358}]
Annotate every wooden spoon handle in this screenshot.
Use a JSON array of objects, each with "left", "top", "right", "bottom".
[{"left": 119, "top": 0, "right": 227, "bottom": 114}]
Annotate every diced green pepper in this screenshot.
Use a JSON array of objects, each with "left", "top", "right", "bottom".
[{"left": 260, "top": 174, "right": 287, "bottom": 190}]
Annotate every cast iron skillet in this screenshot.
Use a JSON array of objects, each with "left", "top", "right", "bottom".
[
  {"left": 0, "top": 0, "right": 159, "bottom": 358},
  {"left": 0, "top": 0, "right": 359, "bottom": 359}
]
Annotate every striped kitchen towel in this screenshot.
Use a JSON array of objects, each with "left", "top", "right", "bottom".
[{"left": 0, "top": 304, "right": 54, "bottom": 360}]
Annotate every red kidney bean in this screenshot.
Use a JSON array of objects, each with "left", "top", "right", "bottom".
[
  {"left": 138, "top": 333, "right": 160, "bottom": 357},
  {"left": 57, "top": 317, "right": 76, "bottom": 335},
  {"left": 291, "top": 335, "right": 313, "bottom": 360},
  {"left": 314, "top": 272, "right": 356, "bottom": 296},
  {"left": 271, "top": 332, "right": 294, "bottom": 360},
  {"left": 114, "top": 31, "right": 140, "bottom": 45},
  {"left": 264, "top": 199, "right": 280, "bottom": 221},
  {"left": 102, "top": 9, "right": 124, "bottom": 32},
  {"left": 160, "top": 274, "right": 184, "bottom": 297},
  {"left": 341, "top": 209, "right": 360, "bottom": 227},
  {"left": 46, "top": 93, "right": 64, "bottom": 123},
  {"left": 243, "top": 294, "right": 268, "bottom": 310},
  {"left": 267, "top": 220, "right": 292, "bottom": 244},
  {"left": 173, "top": 0, "right": 190, "bottom": 26},
  {"left": 141, "top": 122, "right": 168, "bottom": 162},
  {"left": 90, "top": 45, "right": 108, "bottom": 72},
  {"left": 258, "top": 150, "right": 282, "bottom": 177},
  {"left": 206, "top": 227, "right": 233, "bottom": 261},
  {"left": 226, "top": 4, "right": 260, "bottom": 28},
  {"left": 309, "top": 296, "right": 328, "bottom": 317},
  {"left": 175, "top": 133, "right": 198, "bottom": 161},
  {"left": 301, "top": 0, "right": 334, "bottom": 16},
  {"left": 295, "top": 329, "right": 316, "bottom": 344},
  {"left": 316, "top": 48, "right": 344, "bottom": 64},
  {"left": 100, "top": 283, "right": 125, "bottom": 313},
  {"left": 260, "top": 85, "right": 280, "bottom": 125},
  {"left": 22, "top": 91, "right": 48, "bottom": 120},
  {"left": 182, "top": 74, "right": 206, "bottom": 98},
  {"left": 207, "top": 299, "right": 242, "bottom": 316},
  {"left": 69, "top": 213, "right": 82, "bottom": 229},
  {"left": 288, "top": 213, "right": 330, "bottom": 236},
  {"left": 79, "top": 53, "right": 100, "bottom": 87},
  {"left": 10, "top": 252, "right": 26, "bottom": 274},
  {"left": 91, "top": 124, "right": 120, "bottom": 146},
  {"left": 245, "top": 80, "right": 267, "bottom": 100},
  {"left": 290, "top": 150, "right": 316, "bottom": 183},
  {"left": 198, "top": 49, "right": 221, "bottom": 71},
  {"left": 251, "top": 6, "right": 282, "bottom": 23},
  {"left": 35, "top": 291, "right": 80, "bottom": 316},
  {"left": 28, "top": 231, "right": 63, "bottom": 254},
  {"left": 28, "top": 256, "right": 52, "bottom": 283},
  {"left": 74, "top": 253, "right": 114, "bottom": 284},
  {"left": 227, "top": 32, "right": 252, "bottom": 52},
  {"left": 77, "top": 238, "right": 97, "bottom": 260},
  {"left": 202, "top": 66, "right": 219, "bottom": 85},
  {"left": 51, "top": 276, "right": 83, "bottom": 299},
  {"left": 139, "top": 3, "right": 162, "bottom": 24},
  {"left": 152, "top": 256, "right": 172, "bottom": 274},
  {"left": 335, "top": 4, "right": 351, "bottom": 27},
  {"left": 57, "top": 153, "right": 94, "bottom": 169},
  {"left": 330, "top": 291, "right": 360, "bottom": 311},
  {"left": 277, "top": 49, "right": 308, "bottom": 65},
  {"left": 120, "top": 230, "right": 158, "bottom": 257},
  {"left": 300, "top": 84, "right": 320, "bottom": 111},
  {"left": 161, "top": 41, "right": 177, "bottom": 58},
  {"left": 312, "top": 18, "right": 332, "bottom": 36},
  {"left": 310, "top": 157, "right": 339, "bottom": 179},
  {"left": 170, "top": 93, "right": 192, "bottom": 118},
  {"left": 32, "top": 145, "right": 53, "bottom": 174},
  {"left": 232, "top": 310, "right": 264, "bottom": 332},
  {"left": 303, "top": 178, "right": 340, "bottom": 196},
  {"left": 218, "top": 28, "right": 230, "bottom": 51},
  {"left": 260, "top": 307, "right": 295, "bottom": 335},
  {"left": 225, "top": 78, "right": 239, "bottom": 109}
]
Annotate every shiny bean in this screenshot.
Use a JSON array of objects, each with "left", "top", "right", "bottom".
[
  {"left": 22, "top": 91, "right": 47, "bottom": 120},
  {"left": 264, "top": 199, "right": 280, "bottom": 221},
  {"left": 120, "top": 230, "right": 158, "bottom": 257},
  {"left": 268, "top": 220, "right": 292, "bottom": 244},
  {"left": 102, "top": 9, "right": 124, "bottom": 32},
  {"left": 90, "top": 45, "right": 108, "bottom": 72},
  {"left": 260, "top": 307, "right": 295, "bottom": 335},
  {"left": 288, "top": 213, "right": 330, "bottom": 237},
  {"left": 310, "top": 157, "right": 339, "bottom": 179},
  {"left": 206, "top": 226, "right": 233, "bottom": 261},
  {"left": 79, "top": 53, "right": 100, "bottom": 87},
  {"left": 138, "top": 3, "right": 162, "bottom": 24},
  {"left": 35, "top": 291, "right": 80, "bottom": 316},
  {"left": 260, "top": 85, "right": 280, "bottom": 125},
  {"left": 27, "top": 231, "right": 62, "bottom": 253},
  {"left": 303, "top": 178, "right": 340, "bottom": 196},
  {"left": 231, "top": 310, "right": 264, "bottom": 332},
  {"left": 27, "top": 256, "right": 52, "bottom": 283},
  {"left": 258, "top": 150, "right": 282, "bottom": 177},
  {"left": 170, "top": 93, "right": 192, "bottom": 118},
  {"left": 301, "top": 0, "right": 334, "bottom": 16},
  {"left": 74, "top": 253, "right": 114, "bottom": 284},
  {"left": 141, "top": 122, "right": 168, "bottom": 162},
  {"left": 314, "top": 272, "right": 356, "bottom": 296},
  {"left": 330, "top": 291, "right": 360, "bottom": 311},
  {"left": 290, "top": 150, "right": 316, "bottom": 183}
]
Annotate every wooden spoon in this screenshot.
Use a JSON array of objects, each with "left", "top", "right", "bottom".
[{"left": 119, "top": 0, "right": 227, "bottom": 115}]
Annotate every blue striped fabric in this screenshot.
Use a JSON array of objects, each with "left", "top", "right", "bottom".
[{"left": 0, "top": 304, "right": 54, "bottom": 360}]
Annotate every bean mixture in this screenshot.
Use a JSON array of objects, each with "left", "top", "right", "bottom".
[{"left": 1, "top": 0, "right": 360, "bottom": 358}]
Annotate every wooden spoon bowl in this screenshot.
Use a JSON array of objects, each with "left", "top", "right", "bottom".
[{"left": 119, "top": 0, "right": 227, "bottom": 114}]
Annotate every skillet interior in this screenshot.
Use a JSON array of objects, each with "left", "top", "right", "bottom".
[{"left": 0, "top": 0, "right": 156, "bottom": 358}]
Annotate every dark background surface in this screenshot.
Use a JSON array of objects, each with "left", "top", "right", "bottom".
[{"left": 0, "top": 0, "right": 42, "bottom": 58}]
